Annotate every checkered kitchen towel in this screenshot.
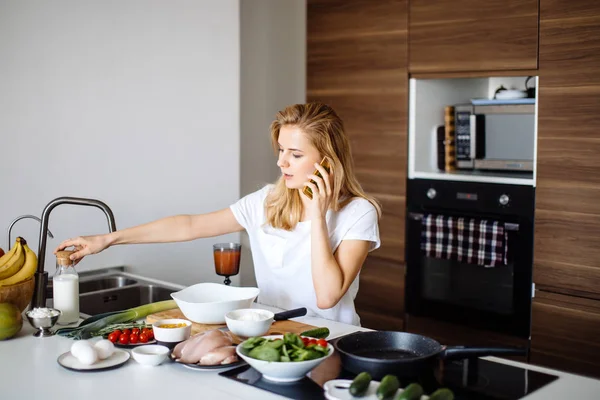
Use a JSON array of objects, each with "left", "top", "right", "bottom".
[{"left": 421, "top": 214, "right": 507, "bottom": 267}]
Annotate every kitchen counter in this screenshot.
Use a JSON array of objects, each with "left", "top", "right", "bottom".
[{"left": 1, "top": 286, "right": 599, "bottom": 399}]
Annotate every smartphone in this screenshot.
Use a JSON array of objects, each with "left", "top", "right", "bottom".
[{"left": 303, "top": 157, "right": 332, "bottom": 199}]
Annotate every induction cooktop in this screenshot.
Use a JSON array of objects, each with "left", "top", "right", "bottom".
[{"left": 219, "top": 336, "right": 558, "bottom": 400}]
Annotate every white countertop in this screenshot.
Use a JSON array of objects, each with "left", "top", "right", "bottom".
[{"left": 2, "top": 281, "right": 599, "bottom": 399}]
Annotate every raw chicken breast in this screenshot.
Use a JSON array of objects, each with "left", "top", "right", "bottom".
[
  {"left": 179, "top": 329, "right": 233, "bottom": 364},
  {"left": 221, "top": 354, "right": 239, "bottom": 365},
  {"left": 199, "top": 345, "right": 237, "bottom": 365},
  {"left": 172, "top": 331, "right": 205, "bottom": 359}
]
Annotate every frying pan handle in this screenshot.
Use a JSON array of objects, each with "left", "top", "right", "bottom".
[
  {"left": 274, "top": 307, "right": 307, "bottom": 321},
  {"left": 442, "top": 346, "right": 527, "bottom": 360}
]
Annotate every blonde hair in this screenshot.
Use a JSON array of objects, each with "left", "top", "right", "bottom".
[{"left": 265, "top": 102, "right": 381, "bottom": 230}]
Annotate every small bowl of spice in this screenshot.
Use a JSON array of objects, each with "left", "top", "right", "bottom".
[
  {"left": 151, "top": 319, "right": 192, "bottom": 349},
  {"left": 25, "top": 307, "right": 61, "bottom": 337}
]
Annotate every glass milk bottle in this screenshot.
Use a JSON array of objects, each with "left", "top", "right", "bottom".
[{"left": 53, "top": 250, "right": 79, "bottom": 325}]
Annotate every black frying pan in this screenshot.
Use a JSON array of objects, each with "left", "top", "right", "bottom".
[{"left": 334, "top": 331, "right": 527, "bottom": 380}]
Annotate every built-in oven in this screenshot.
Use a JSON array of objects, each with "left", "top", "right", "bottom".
[{"left": 405, "top": 179, "right": 535, "bottom": 339}]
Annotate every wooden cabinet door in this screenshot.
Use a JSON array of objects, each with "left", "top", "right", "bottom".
[
  {"left": 409, "top": 0, "right": 539, "bottom": 73},
  {"left": 532, "top": 0, "right": 600, "bottom": 379},
  {"left": 307, "top": 0, "right": 408, "bottom": 330},
  {"left": 531, "top": 291, "right": 600, "bottom": 378},
  {"left": 534, "top": 0, "right": 600, "bottom": 297}
]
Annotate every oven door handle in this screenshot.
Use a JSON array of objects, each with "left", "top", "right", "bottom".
[{"left": 408, "top": 212, "right": 520, "bottom": 231}]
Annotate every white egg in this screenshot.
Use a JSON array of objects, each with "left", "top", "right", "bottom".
[
  {"left": 94, "top": 339, "right": 115, "bottom": 360},
  {"left": 76, "top": 345, "right": 98, "bottom": 365},
  {"left": 71, "top": 340, "right": 94, "bottom": 359}
]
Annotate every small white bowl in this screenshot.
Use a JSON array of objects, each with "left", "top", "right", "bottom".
[
  {"left": 236, "top": 335, "right": 335, "bottom": 382},
  {"left": 171, "top": 283, "right": 260, "bottom": 324},
  {"left": 225, "top": 309, "right": 274, "bottom": 338},
  {"left": 131, "top": 345, "right": 170, "bottom": 367},
  {"left": 152, "top": 319, "right": 192, "bottom": 344}
]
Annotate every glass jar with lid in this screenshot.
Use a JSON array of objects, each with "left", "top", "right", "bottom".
[{"left": 53, "top": 250, "right": 79, "bottom": 325}]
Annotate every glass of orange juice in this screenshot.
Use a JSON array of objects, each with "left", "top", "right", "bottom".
[{"left": 213, "top": 243, "right": 241, "bottom": 285}]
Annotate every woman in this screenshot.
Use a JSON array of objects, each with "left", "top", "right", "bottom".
[{"left": 54, "top": 103, "right": 381, "bottom": 325}]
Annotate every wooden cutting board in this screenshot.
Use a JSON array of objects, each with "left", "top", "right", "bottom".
[{"left": 146, "top": 308, "right": 316, "bottom": 344}]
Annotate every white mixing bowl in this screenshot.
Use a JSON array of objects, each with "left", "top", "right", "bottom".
[{"left": 170, "top": 283, "right": 260, "bottom": 324}]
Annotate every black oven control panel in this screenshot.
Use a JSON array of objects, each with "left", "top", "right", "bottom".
[{"left": 407, "top": 179, "right": 535, "bottom": 218}]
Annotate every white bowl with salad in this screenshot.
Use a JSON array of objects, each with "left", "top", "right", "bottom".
[{"left": 236, "top": 333, "right": 334, "bottom": 382}]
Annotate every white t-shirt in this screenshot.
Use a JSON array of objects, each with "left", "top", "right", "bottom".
[{"left": 230, "top": 184, "right": 380, "bottom": 326}]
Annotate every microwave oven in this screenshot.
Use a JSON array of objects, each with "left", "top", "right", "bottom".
[{"left": 454, "top": 103, "right": 535, "bottom": 172}]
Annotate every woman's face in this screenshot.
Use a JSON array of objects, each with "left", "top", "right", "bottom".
[{"left": 276, "top": 125, "right": 322, "bottom": 190}]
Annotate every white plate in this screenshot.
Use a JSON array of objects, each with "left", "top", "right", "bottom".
[
  {"left": 177, "top": 358, "right": 245, "bottom": 371},
  {"left": 57, "top": 349, "right": 130, "bottom": 372}
]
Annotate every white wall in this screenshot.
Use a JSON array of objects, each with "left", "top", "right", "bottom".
[
  {"left": 0, "top": 0, "right": 241, "bottom": 286},
  {"left": 239, "top": 0, "right": 306, "bottom": 286},
  {"left": 0, "top": 0, "right": 307, "bottom": 288}
]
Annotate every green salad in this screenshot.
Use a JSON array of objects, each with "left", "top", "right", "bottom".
[{"left": 240, "top": 332, "right": 329, "bottom": 362}]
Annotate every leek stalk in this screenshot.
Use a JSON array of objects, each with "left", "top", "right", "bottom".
[{"left": 55, "top": 299, "right": 177, "bottom": 340}]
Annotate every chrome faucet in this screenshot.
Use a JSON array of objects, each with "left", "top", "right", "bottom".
[
  {"left": 31, "top": 197, "right": 117, "bottom": 309},
  {"left": 7, "top": 215, "right": 54, "bottom": 249}
]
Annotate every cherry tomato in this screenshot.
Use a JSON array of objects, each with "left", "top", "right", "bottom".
[
  {"left": 112, "top": 329, "right": 122, "bottom": 337},
  {"left": 131, "top": 328, "right": 140, "bottom": 335},
  {"left": 146, "top": 330, "right": 154, "bottom": 340},
  {"left": 317, "top": 339, "right": 328, "bottom": 347},
  {"left": 301, "top": 337, "right": 310, "bottom": 345},
  {"left": 119, "top": 333, "right": 129, "bottom": 345},
  {"left": 139, "top": 333, "right": 149, "bottom": 343},
  {"left": 129, "top": 333, "right": 139, "bottom": 344},
  {"left": 121, "top": 328, "right": 131, "bottom": 336},
  {"left": 108, "top": 332, "right": 120, "bottom": 343}
]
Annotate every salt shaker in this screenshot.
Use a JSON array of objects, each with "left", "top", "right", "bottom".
[{"left": 53, "top": 250, "right": 80, "bottom": 325}]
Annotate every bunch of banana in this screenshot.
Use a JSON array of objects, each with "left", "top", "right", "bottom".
[{"left": 0, "top": 237, "right": 38, "bottom": 286}]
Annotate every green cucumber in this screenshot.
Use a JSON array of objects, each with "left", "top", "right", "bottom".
[
  {"left": 429, "top": 388, "right": 455, "bottom": 400},
  {"left": 349, "top": 372, "right": 372, "bottom": 397},
  {"left": 299, "top": 327, "right": 330, "bottom": 339},
  {"left": 395, "top": 383, "right": 424, "bottom": 400},
  {"left": 376, "top": 375, "right": 400, "bottom": 399}
]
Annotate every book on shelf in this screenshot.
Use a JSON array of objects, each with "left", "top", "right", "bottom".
[{"left": 443, "top": 106, "right": 456, "bottom": 172}]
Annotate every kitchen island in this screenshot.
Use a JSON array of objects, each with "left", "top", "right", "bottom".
[{"left": 1, "top": 283, "right": 599, "bottom": 399}]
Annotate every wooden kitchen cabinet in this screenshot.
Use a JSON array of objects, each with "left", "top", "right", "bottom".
[
  {"left": 533, "top": 0, "right": 600, "bottom": 378},
  {"left": 535, "top": 0, "right": 600, "bottom": 298},
  {"left": 531, "top": 291, "right": 600, "bottom": 378},
  {"left": 307, "top": 0, "right": 408, "bottom": 329},
  {"left": 409, "top": 0, "right": 539, "bottom": 73}
]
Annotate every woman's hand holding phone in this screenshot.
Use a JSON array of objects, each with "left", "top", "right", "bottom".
[{"left": 302, "top": 157, "right": 333, "bottom": 220}]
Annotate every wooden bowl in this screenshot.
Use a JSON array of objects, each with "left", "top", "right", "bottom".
[{"left": 0, "top": 278, "right": 35, "bottom": 312}]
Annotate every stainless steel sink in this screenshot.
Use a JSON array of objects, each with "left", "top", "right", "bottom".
[
  {"left": 80, "top": 276, "right": 138, "bottom": 293},
  {"left": 44, "top": 269, "right": 181, "bottom": 316},
  {"left": 46, "top": 275, "right": 138, "bottom": 298},
  {"left": 79, "top": 285, "right": 174, "bottom": 315}
]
